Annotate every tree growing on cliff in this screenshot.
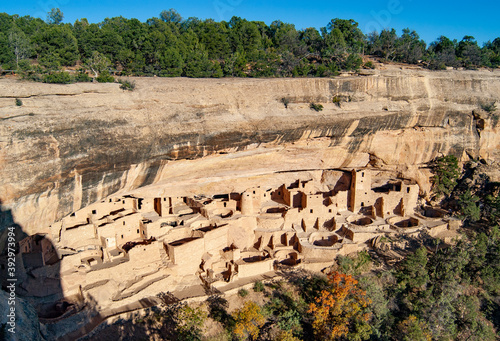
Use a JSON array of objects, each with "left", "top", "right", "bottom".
[
  {"left": 431, "top": 155, "right": 461, "bottom": 199},
  {"left": 175, "top": 304, "right": 207, "bottom": 341},
  {"left": 158, "top": 302, "right": 207, "bottom": 341},
  {"left": 308, "top": 271, "right": 372, "bottom": 340},
  {"left": 458, "top": 190, "right": 480, "bottom": 222},
  {"left": 232, "top": 301, "right": 266, "bottom": 340},
  {"left": 395, "top": 315, "right": 432, "bottom": 341},
  {"left": 396, "top": 246, "right": 429, "bottom": 296}
]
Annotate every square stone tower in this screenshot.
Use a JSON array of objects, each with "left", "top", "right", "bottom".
[{"left": 349, "top": 169, "right": 371, "bottom": 212}]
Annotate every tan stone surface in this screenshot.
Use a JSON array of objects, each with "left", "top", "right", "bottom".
[{"left": 1, "top": 70, "right": 499, "bottom": 233}]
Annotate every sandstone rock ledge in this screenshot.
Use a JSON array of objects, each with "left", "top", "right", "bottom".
[{"left": 0, "top": 69, "right": 499, "bottom": 233}]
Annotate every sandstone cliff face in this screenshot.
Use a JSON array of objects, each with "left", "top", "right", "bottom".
[{"left": 1, "top": 69, "right": 499, "bottom": 233}]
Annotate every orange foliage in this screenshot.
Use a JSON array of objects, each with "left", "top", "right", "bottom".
[{"left": 308, "top": 271, "right": 372, "bottom": 340}]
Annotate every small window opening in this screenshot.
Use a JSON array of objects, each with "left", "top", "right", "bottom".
[
  {"left": 407, "top": 187, "right": 410, "bottom": 193},
  {"left": 92, "top": 210, "right": 97, "bottom": 214},
  {"left": 361, "top": 202, "right": 365, "bottom": 207}
]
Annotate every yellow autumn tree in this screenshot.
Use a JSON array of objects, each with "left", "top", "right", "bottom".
[
  {"left": 232, "top": 301, "right": 266, "bottom": 340},
  {"left": 308, "top": 271, "right": 372, "bottom": 340},
  {"left": 277, "top": 329, "right": 301, "bottom": 341}
]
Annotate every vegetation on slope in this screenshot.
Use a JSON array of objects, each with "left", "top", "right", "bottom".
[{"left": 1, "top": 8, "right": 499, "bottom": 82}]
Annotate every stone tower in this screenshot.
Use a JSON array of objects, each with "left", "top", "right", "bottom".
[{"left": 349, "top": 169, "right": 371, "bottom": 212}]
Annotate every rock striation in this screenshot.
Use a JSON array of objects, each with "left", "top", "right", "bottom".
[{"left": 0, "top": 69, "right": 499, "bottom": 234}]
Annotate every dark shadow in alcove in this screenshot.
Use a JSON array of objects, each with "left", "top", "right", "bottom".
[{"left": 0, "top": 199, "right": 100, "bottom": 340}]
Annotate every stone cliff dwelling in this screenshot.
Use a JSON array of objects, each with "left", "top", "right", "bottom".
[{"left": 0, "top": 168, "right": 461, "bottom": 322}]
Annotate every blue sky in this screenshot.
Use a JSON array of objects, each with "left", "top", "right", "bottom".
[{"left": 4, "top": 0, "right": 499, "bottom": 45}]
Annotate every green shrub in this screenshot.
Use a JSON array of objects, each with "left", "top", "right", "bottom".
[
  {"left": 22, "top": 72, "right": 43, "bottom": 82},
  {"left": 253, "top": 281, "right": 265, "bottom": 292},
  {"left": 20, "top": 64, "right": 43, "bottom": 82},
  {"left": 175, "top": 304, "right": 207, "bottom": 341},
  {"left": 15, "top": 98, "right": 23, "bottom": 106},
  {"left": 38, "top": 56, "right": 61, "bottom": 72},
  {"left": 332, "top": 96, "right": 341, "bottom": 107},
  {"left": 364, "top": 61, "right": 375, "bottom": 69},
  {"left": 207, "top": 295, "right": 233, "bottom": 326},
  {"left": 430, "top": 61, "right": 447, "bottom": 70},
  {"left": 18, "top": 59, "right": 32, "bottom": 72},
  {"left": 281, "top": 97, "right": 290, "bottom": 109},
  {"left": 96, "top": 70, "right": 115, "bottom": 83},
  {"left": 315, "top": 64, "right": 329, "bottom": 77},
  {"left": 43, "top": 71, "right": 72, "bottom": 84},
  {"left": 296, "top": 275, "right": 329, "bottom": 303},
  {"left": 310, "top": 102, "right": 323, "bottom": 112},
  {"left": 238, "top": 288, "right": 249, "bottom": 297},
  {"left": 118, "top": 78, "right": 136, "bottom": 91},
  {"left": 343, "top": 53, "right": 363, "bottom": 71},
  {"left": 481, "top": 101, "right": 497, "bottom": 113},
  {"left": 75, "top": 71, "right": 91, "bottom": 82},
  {"left": 159, "top": 303, "right": 207, "bottom": 341},
  {"left": 337, "top": 250, "right": 372, "bottom": 276}
]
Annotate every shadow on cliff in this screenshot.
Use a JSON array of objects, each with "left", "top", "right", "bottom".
[
  {"left": 0, "top": 199, "right": 99, "bottom": 340},
  {"left": 0, "top": 200, "right": 175, "bottom": 340},
  {"left": 76, "top": 309, "right": 154, "bottom": 341},
  {"left": 76, "top": 293, "right": 185, "bottom": 341}
]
